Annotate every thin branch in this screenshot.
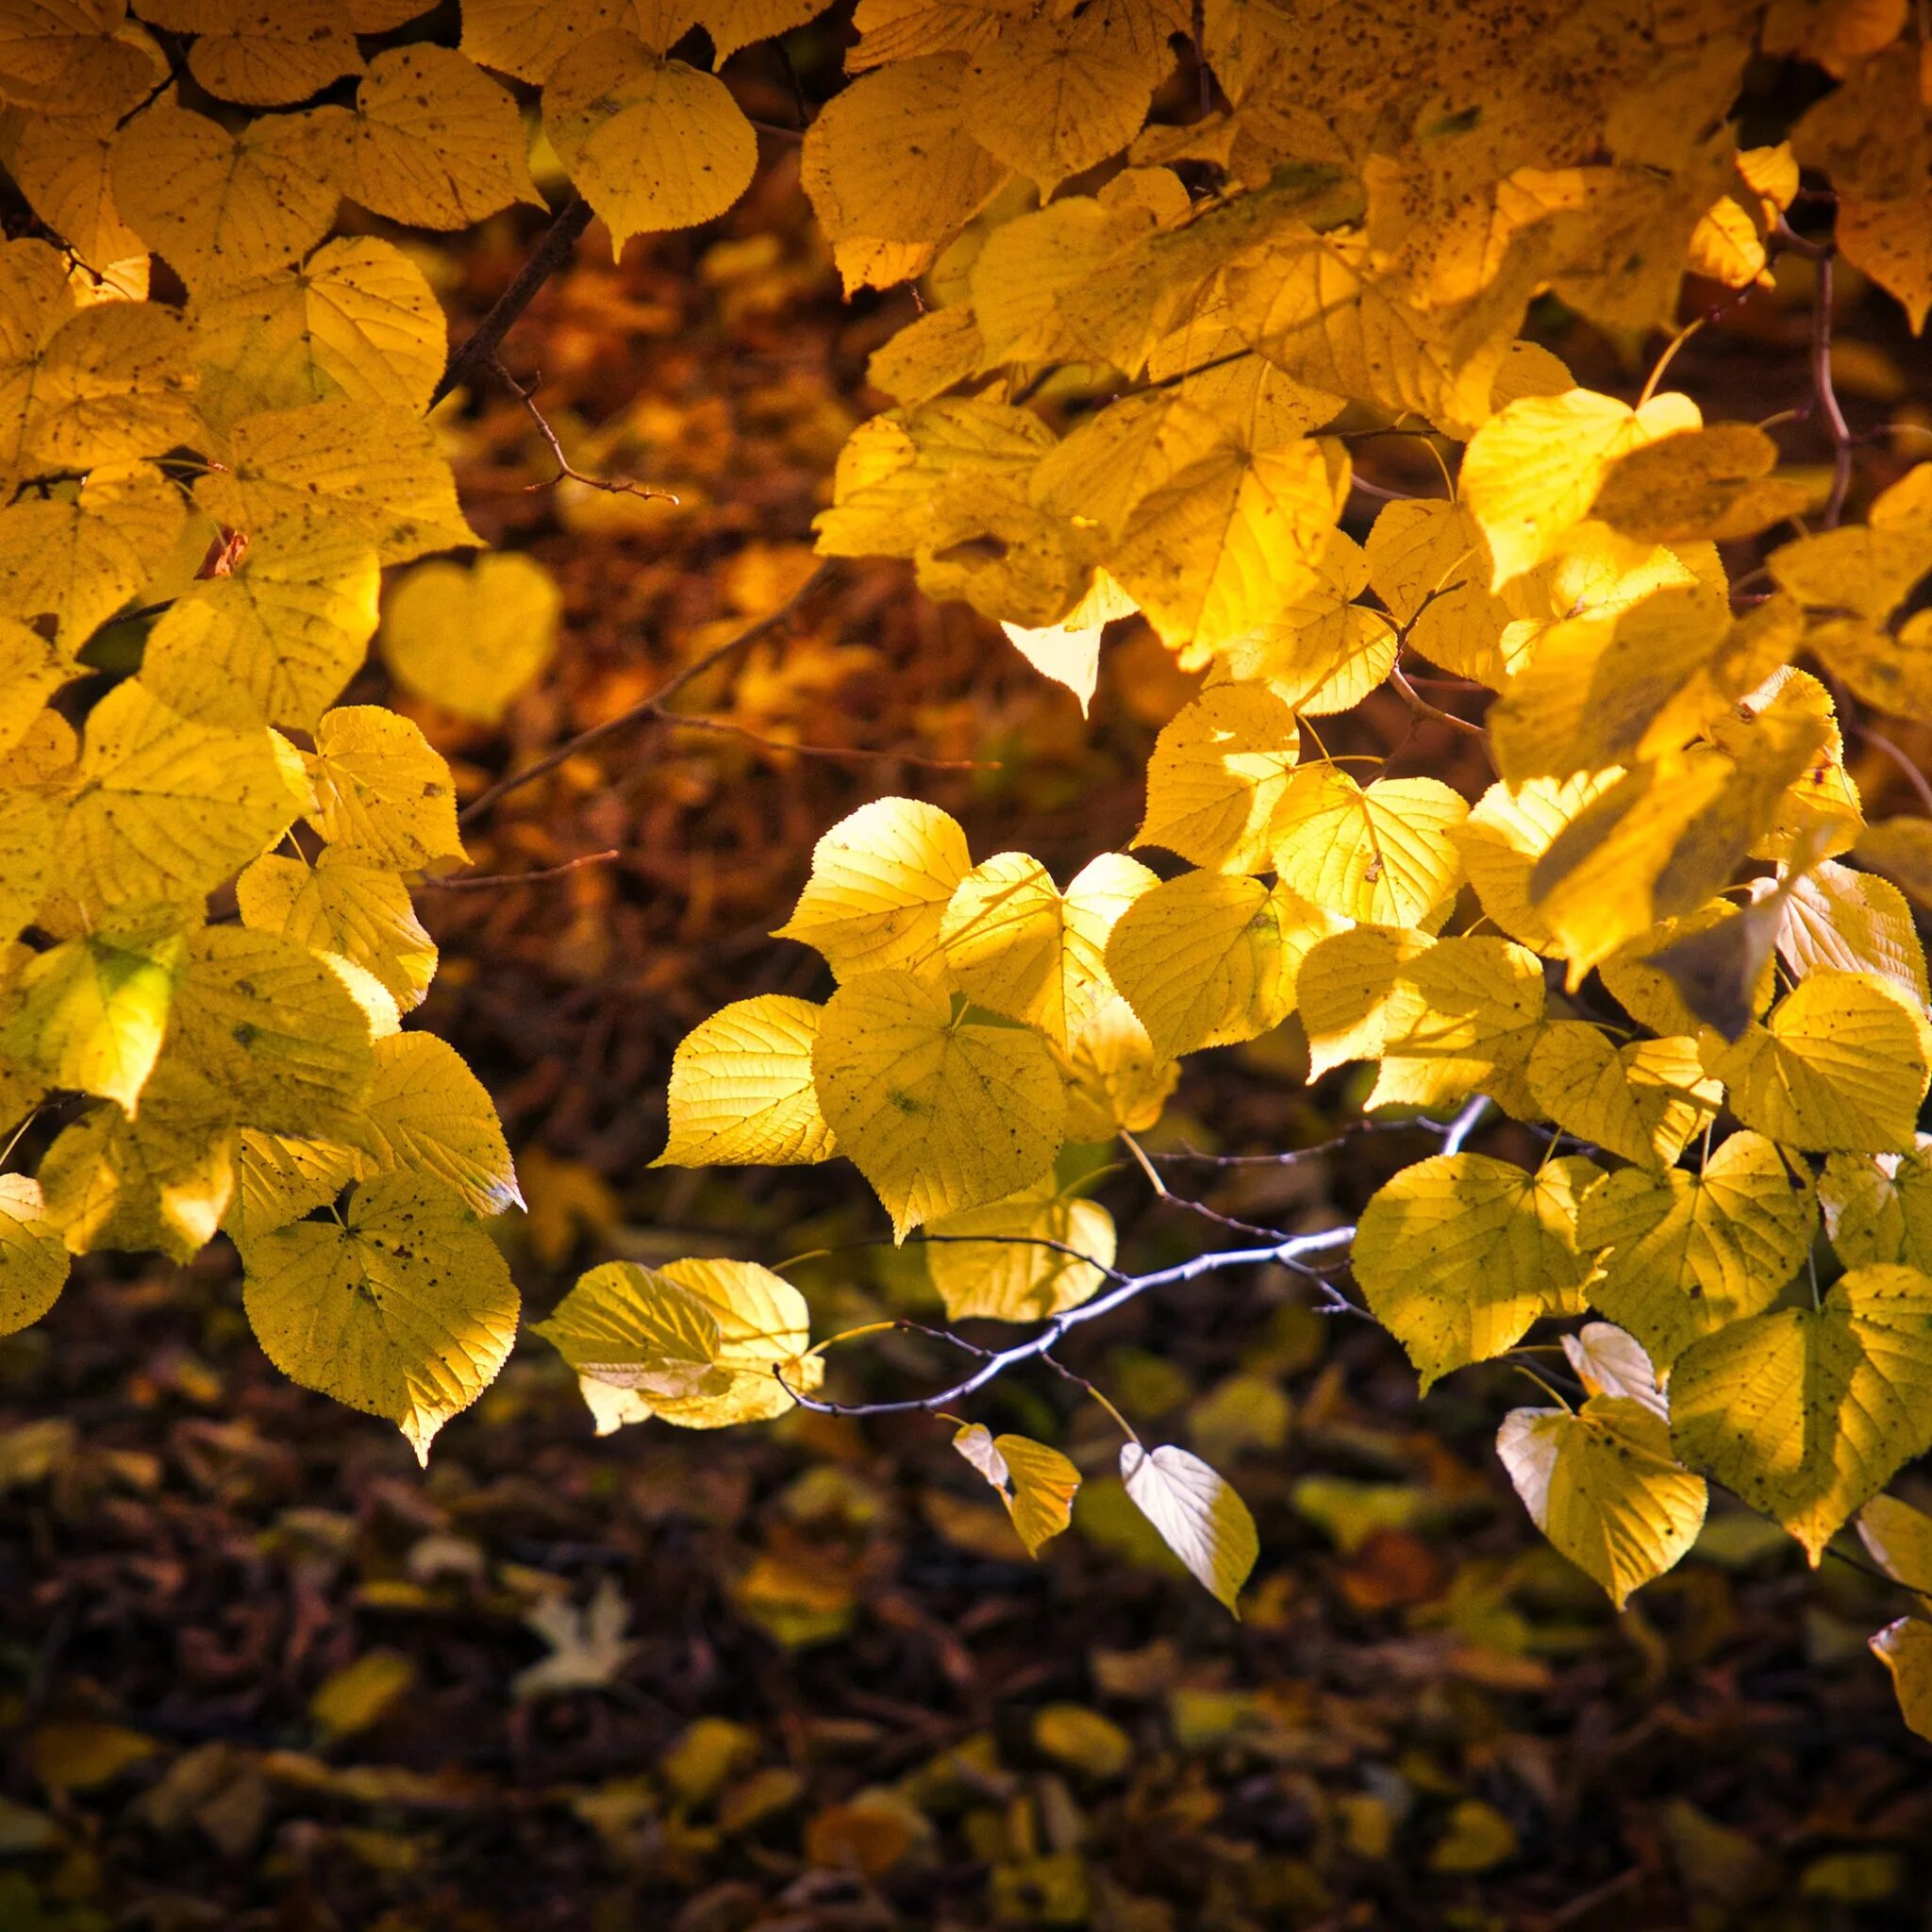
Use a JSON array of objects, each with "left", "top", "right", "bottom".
[
  {"left": 458, "top": 561, "right": 838, "bottom": 826},
  {"left": 416, "top": 849, "right": 620, "bottom": 891},
  {"left": 1854, "top": 724, "right": 1932, "bottom": 819},
  {"left": 1794, "top": 228, "right": 1857, "bottom": 528},
  {"left": 660, "top": 710, "right": 998, "bottom": 772},
  {"left": 492, "top": 355, "right": 679, "bottom": 506},
  {"left": 431, "top": 196, "right": 595, "bottom": 409}
]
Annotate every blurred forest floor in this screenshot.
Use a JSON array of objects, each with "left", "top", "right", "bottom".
[{"left": 8, "top": 100, "right": 1932, "bottom": 1932}]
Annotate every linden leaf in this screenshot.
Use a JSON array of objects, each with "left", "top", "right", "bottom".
[
  {"left": 1354, "top": 1153, "right": 1593, "bottom": 1391},
  {"left": 1272, "top": 767, "right": 1469, "bottom": 928},
  {"left": 1458, "top": 387, "right": 1701, "bottom": 588},
  {"left": 0, "top": 1174, "right": 68, "bottom": 1338},
  {"left": 1872, "top": 1618, "right": 1932, "bottom": 1742},
  {"left": 378, "top": 553, "right": 560, "bottom": 724},
  {"left": 954, "top": 1424, "right": 1081, "bottom": 1557},
  {"left": 141, "top": 515, "right": 381, "bottom": 732},
  {"left": 1858, "top": 1492, "right": 1932, "bottom": 1600},
  {"left": 339, "top": 45, "right": 541, "bottom": 229},
  {"left": 1590, "top": 423, "right": 1813, "bottom": 545},
  {"left": 239, "top": 1171, "right": 518, "bottom": 1464},
  {"left": 536, "top": 1260, "right": 728, "bottom": 1406},
  {"left": 459, "top": 0, "right": 637, "bottom": 82},
  {"left": 625, "top": 1257, "right": 822, "bottom": 1429},
  {"left": 62, "top": 681, "right": 306, "bottom": 914},
  {"left": 924, "top": 1176, "right": 1116, "bottom": 1323},
  {"left": 1526, "top": 1022, "right": 1720, "bottom": 1171},
  {"left": 1105, "top": 872, "right": 1336, "bottom": 1059},
  {"left": 195, "top": 402, "right": 479, "bottom": 565},
  {"left": 1576, "top": 1131, "right": 1817, "bottom": 1370},
  {"left": 774, "top": 796, "right": 969, "bottom": 980},
  {"left": 146, "top": 925, "right": 375, "bottom": 1140},
  {"left": 39, "top": 1100, "right": 235, "bottom": 1262},
  {"left": 810, "top": 968, "right": 1064, "bottom": 1240},
  {"left": 1821, "top": 1149, "right": 1932, "bottom": 1272},
  {"left": 350, "top": 1033, "right": 521, "bottom": 1217},
  {"left": 157, "top": 0, "right": 364, "bottom": 106},
  {"left": 0, "top": 620, "right": 82, "bottom": 759},
  {"left": 304, "top": 705, "right": 467, "bottom": 869},
  {"left": 1496, "top": 1395, "right": 1707, "bottom": 1609},
  {"left": 999, "top": 568, "right": 1134, "bottom": 716},
  {"left": 192, "top": 237, "right": 446, "bottom": 433},
  {"left": 222, "top": 1129, "right": 360, "bottom": 1247},
  {"left": 1108, "top": 435, "right": 1345, "bottom": 661},
  {"left": 1120, "top": 1441, "right": 1257, "bottom": 1614},
  {"left": 658, "top": 994, "right": 837, "bottom": 1167},
  {"left": 1362, "top": 935, "right": 1548, "bottom": 1117},
  {"left": 1857, "top": 818, "right": 1932, "bottom": 913},
  {"left": 1562, "top": 1321, "right": 1668, "bottom": 1417},
  {"left": 1671, "top": 1264, "right": 1932, "bottom": 1564},
  {"left": 1762, "top": 859, "right": 1928, "bottom": 1008},
  {"left": 236, "top": 850, "right": 435, "bottom": 1012},
  {"left": 1709, "top": 972, "right": 1932, "bottom": 1154},
  {"left": 1136, "top": 684, "right": 1300, "bottom": 874},
  {"left": 958, "top": 9, "right": 1167, "bottom": 193},
  {"left": 940, "top": 851, "right": 1157, "bottom": 1051},
  {"left": 0, "top": 0, "right": 155, "bottom": 111},
  {"left": 25, "top": 301, "right": 199, "bottom": 469},
  {"left": 545, "top": 29, "right": 758, "bottom": 249},
  {"left": 1060, "top": 991, "right": 1179, "bottom": 1142},
  {"left": 1295, "top": 925, "right": 1434, "bottom": 1080},
  {"left": 801, "top": 55, "right": 1006, "bottom": 245},
  {"left": 110, "top": 104, "right": 339, "bottom": 294},
  {"left": 0, "top": 921, "right": 187, "bottom": 1113},
  {"left": 0, "top": 237, "right": 75, "bottom": 493}
]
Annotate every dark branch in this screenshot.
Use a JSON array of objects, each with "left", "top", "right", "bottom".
[{"left": 431, "top": 196, "right": 595, "bottom": 410}]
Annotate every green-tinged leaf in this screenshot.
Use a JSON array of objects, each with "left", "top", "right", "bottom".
[{"left": 0, "top": 1174, "right": 67, "bottom": 1337}]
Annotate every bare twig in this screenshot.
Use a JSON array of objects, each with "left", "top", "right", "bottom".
[
  {"left": 660, "top": 711, "right": 998, "bottom": 772},
  {"left": 417, "top": 849, "right": 621, "bottom": 891},
  {"left": 431, "top": 196, "right": 595, "bottom": 409},
  {"left": 491, "top": 355, "right": 679, "bottom": 506},
  {"left": 458, "top": 561, "right": 838, "bottom": 826},
  {"left": 1776, "top": 217, "right": 1857, "bottom": 527},
  {"left": 1854, "top": 724, "right": 1932, "bottom": 819}
]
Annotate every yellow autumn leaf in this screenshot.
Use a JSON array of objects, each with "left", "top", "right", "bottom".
[
  {"left": 0, "top": 497, "right": 142, "bottom": 645},
  {"left": 1361, "top": 934, "right": 1547, "bottom": 1116},
  {"left": 110, "top": 103, "right": 339, "bottom": 294},
  {"left": 1059, "top": 991, "right": 1179, "bottom": 1142},
  {"left": 1354, "top": 1153, "right": 1594, "bottom": 1391},
  {"left": 0, "top": 1174, "right": 68, "bottom": 1337},
  {"left": 924, "top": 1176, "right": 1116, "bottom": 1323},
  {"left": 774, "top": 796, "right": 968, "bottom": 980},
  {"left": 379, "top": 551, "right": 560, "bottom": 724},
  {"left": 1821, "top": 1149, "right": 1932, "bottom": 1272},
  {"left": 1497, "top": 1394, "right": 1707, "bottom": 1609},
  {"left": 999, "top": 569, "right": 1133, "bottom": 716},
  {"left": 195, "top": 402, "right": 479, "bottom": 566},
  {"left": 1295, "top": 924, "right": 1433, "bottom": 1079},
  {"left": 192, "top": 237, "right": 446, "bottom": 434},
  {"left": 239, "top": 1171, "right": 517, "bottom": 1465},
  {"left": 958, "top": 9, "right": 1167, "bottom": 192},
  {"left": 0, "top": 622, "right": 81, "bottom": 759},
  {"left": 0, "top": 0, "right": 155, "bottom": 112},
  {"left": 620, "top": 1257, "right": 822, "bottom": 1429},
  {"left": 25, "top": 300, "right": 199, "bottom": 470},
  {"left": 338, "top": 44, "right": 541, "bottom": 229},
  {"left": 38, "top": 1100, "right": 235, "bottom": 1263},
  {"left": 1121, "top": 1441, "right": 1257, "bottom": 1614},
  {"left": 141, "top": 515, "right": 381, "bottom": 732},
  {"left": 1105, "top": 871, "right": 1333, "bottom": 1059},
  {"left": 223, "top": 1129, "right": 360, "bottom": 1247},
  {"left": 0, "top": 919, "right": 187, "bottom": 1114},
  {"left": 801, "top": 56, "right": 1006, "bottom": 245},
  {"left": 61, "top": 681, "right": 306, "bottom": 914},
  {"left": 1108, "top": 434, "right": 1345, "bottom": 661},
  {"left": 1589, "top": 423, "right": 1813, "bottom": 546},
  {"left": 144, "top": 925, "right": 375, "bottom": 1140},
  {"left": 1450, "top": 773, "right": 1627, "bottom": 956},
  {"left": 545, "top": 29, "right": 757, "bottom": 249},
  {"left": 811, "top": 968, "right": 1065, "bottom": 1239},
  {"left": 953, "top": 1424, "right": 1081, "bottom": 1557},
  {"left": 1561, "top": 1321, "right": 1668, "bottom": 1416},
  {"left": 349, "top": 1032, "right": 521, "bottom": 1217},
  {"left": 1272, "top": 767, "right": 1469, "bottom": 927},
  {"left": 235, "top": 850, "right": 436, "bottom": 1011},
  {"left": 940, "top": 850, "right": 1156, "bottom": 1050},
  {"left": 537, "top": 1260, "right": 728, "bottom": 1407},
  {"left": 1872, "top": 1617, "right": 1932, "bottom": 1742},
  {"left": 1135, "top": 684, "right": 1300, "bottom": 874},
  {"left": 1526, "top": 1022, "right": 1719, "bottom": 1171},
  {"left": 1457, "top": 387, "right": 1701, "bottom": 587},
  {"left": 1857, "top": 818, "right": 1932, "bottom": 913},
  {"left": 1709, "top": 971, "right": 1932, "bottom": 1155},
  {"left": 159, "top": 0, "right": 363, "bottom": 107},
  {"left": 1576, "top": 1130, "right": 1817, "bottom": 1369},
  {"left": 459, "top": 0, "right": 638, "bottom": 82},
  {"left": 1364, "top": 498, "right": 1510, "bottom": 687},
  {"left": 1859, "top": 1492, "right": 1932, "bottom": 1599},
  {"left": 304, "top": 705, "right": 467, "bottom": 869},
  {"left": 1671, "top": 1264, "right": 1932, "bottom": 1564},
  {"left": 1764, "top": 858, "right": 1928, "bottom": 1006},
  {"left": 658, "top": 994, "right": 837, "bottom": 1166}
]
